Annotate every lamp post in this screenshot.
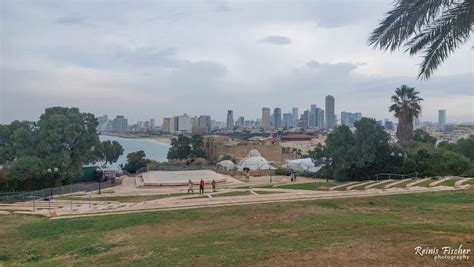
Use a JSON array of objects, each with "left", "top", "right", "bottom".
[{"left": 390, "top": 152, "right": 404, "bottom": 179}]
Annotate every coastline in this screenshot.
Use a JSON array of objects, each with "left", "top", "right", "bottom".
[{"left": 100, "top": 132, "right": 172, "bottom": 144}]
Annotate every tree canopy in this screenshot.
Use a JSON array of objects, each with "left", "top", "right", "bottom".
[
  {"left": 123, "top": 150, "right": 149, "bottom": 173},
  {"left": 167, "top": 135, "right": 206, "bottom": 160},
  {"left": 369, "top": 0, "right": 473, "bottom": 79}
]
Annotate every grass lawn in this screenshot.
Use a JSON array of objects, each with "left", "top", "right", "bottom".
[
  {"left": 276, "top": 182, "right": 341, "bottom": 191},
  {"left": 390, "top": 179, "right": 414, "bottom": 188},
  {"left": 212, "top": 191, "right": 252, "bottom": 197},
  {"left": 370, "top": 180, "right": 394, "bottom": 189},
  {"left": 57, "top": 193, "right": 188, "bottom": 203},
  {"left": 0, "top": 191, "right": 473, "bottom": 266},
  {"left": 350, "top": 181, "right": 377, "bottom": 190},
  {"left": 413, "top": 179, "right": 437, "bottom": 187},
  {"left": 253, "top": 191, "right": 282, "bottom": 195},
  {"left": 464, "top": 179, "right": 474, "bottom": 185},
  {"left": 439, "top": 179, "right": 457, "bottom": 187}
]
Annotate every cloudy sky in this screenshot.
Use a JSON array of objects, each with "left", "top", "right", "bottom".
[{"left": 1, "top": 0, "right": 473, "bottom": 124}]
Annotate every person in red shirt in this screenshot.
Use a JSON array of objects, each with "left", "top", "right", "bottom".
[{"left": 199, "top": 179, "right": 205, "bottom": 195}]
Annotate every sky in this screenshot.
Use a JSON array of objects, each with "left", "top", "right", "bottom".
[{"left": 1, "top": 0, "right": 473, "bottom": 125}]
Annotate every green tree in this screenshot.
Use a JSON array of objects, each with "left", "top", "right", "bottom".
[
  {"left": 412, "top": 129, "right": 437, "bottom": 145},
  {"left": 389, "top": 85, "right": 423, "bottom": 147},
  {"left": 123, "top": 150, "right": 148, "bottom": 173},
  {"left": 6, "top": 156, "right": 45, "bottom": 191},
  {"left": 94, "top": 141, "right": 124, "bottom": 168},
  {"left": 167, "top": 135, "right": 206, "bottom": 160},
  {"left": 369, "top": 0, "right": 473, "bottom": 79},
  {"left": 454, "top": 136, "right": 474, "bottom": 160},
  {"left": 35, "top": 107, "right": 100, "bottom": 186}
]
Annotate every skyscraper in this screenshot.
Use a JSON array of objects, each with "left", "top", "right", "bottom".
[
  {"left": 226, "top": 110, "right": 234, "bottom": 130},
  {"left": 237, "top": 116, "right": 245, "bottom": 127},
  {"left": 282, "top": 113, "right": 293, "bottom": 128},
  {"left": 438, "top": 109, "right": 446, "bottom": 126},
  {"left": 112, "top": 115, "right": 128, "bottom": 132},
  {"left": 273, "top": 108, "right": 282, "bottom": 128},
  {"left": 262, "top": 107, "right": 270, "bottom": 129},
  {"left": 325, "top": 95, "right": 336, "bottom": 130},
  {"left": 292, "top": 107, "right": 298, "bottom": 127}
]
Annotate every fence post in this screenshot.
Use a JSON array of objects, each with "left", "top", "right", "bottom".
[{"left": 32, "top": 191, "right": 35, "bottom": 212}]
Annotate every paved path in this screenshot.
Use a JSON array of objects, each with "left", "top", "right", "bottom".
[
  {"left": 329, "top": 182, "right": 358, "bottom": 191},
  {"left": 384, "top": 179, "right": 410, "bottom": 189},
  {"left": 366, "top": 180, "right": 392, "bottom": 189},
  {"left": 430, "top": 177, "right": 451, "bottom": 187},
  {"left": 455, "top": 178, "right": 472, "bottom": 187},
  {"left": 407, "top": 178, "right": 430, "bottom": 187},
  {"left": 46, "top": 186, "right": 463, "bottom": 220},
  {"left": 346, "top": 181, "right": 375, "bottom": 190}
]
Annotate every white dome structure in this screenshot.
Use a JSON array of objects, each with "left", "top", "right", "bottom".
[
  {"left": 216, "top": 160, "right": 236, "bottom": 170},
  {"left": 237, "top": 150, "right": 274, "bottom": 171}
]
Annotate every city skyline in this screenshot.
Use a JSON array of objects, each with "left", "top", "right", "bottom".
[{"left": 1, "top": 0, "right": 472, "bottom": 124}]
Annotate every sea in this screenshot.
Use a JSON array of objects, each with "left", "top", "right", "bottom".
[{"left": 99, "top": 135, "right": 170, "bottom": 169}]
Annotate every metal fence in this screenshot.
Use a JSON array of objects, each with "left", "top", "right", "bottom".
[{"left": 0, "top": 180, "right": 113, "bottom": 203}]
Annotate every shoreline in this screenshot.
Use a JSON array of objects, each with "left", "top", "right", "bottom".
[{"left": 100, "top": 132, "right": 172, "bottom": 144}]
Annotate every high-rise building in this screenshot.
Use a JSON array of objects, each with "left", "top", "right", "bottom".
[
  {"left": 226, "top": 110, "right": 234, "bottom": 130},
  {"left": 177, "top": 114, "right": 192, "bottom": 133},
  {"left": 325, "top": 95, "right": 336, "bottom": 130},
  {"left": 316, "top": 108, "right": 325, "bottom": 129},
  {"left": 262, "top": 107, "right": 270, "bottom": 129},
  {"left": 150, "top": 119, "right": 155, "bottom": 129},
  {"left": 273, "top": 108, "right": 282, "bottom": 128},
  {"left": 292, "top": 107, "right": 298, "bottom": 127},
  {"left": 237, "top": 116, "right": 245, "bottom": 127},
  {"left": 438, "top": 109, "right": 446, "bottom": 126},
  {"left": 112, "top": 115, "right": 128, "bottom": 132},
  {"left": 198, "top": 115, "right": 211, "bottom": 133},
  {"left": 341, "top": 111, "right": 362, "bottom": 127},
  {"left": 303, "top": 110, "right": 310, "bottom": 128},
  {"left": 162, "top": 118, "right": 172, "bottom": 132},
  {"left": 282, "top": 113, "right": 293, "bottom": 128}
]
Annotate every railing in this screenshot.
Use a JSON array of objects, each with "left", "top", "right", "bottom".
[
  {"left": 373, "top": 172, "right": 419, "bottom": 181},
  {"left": 0, "top": 180, "right": 113, "bottom": 203}
]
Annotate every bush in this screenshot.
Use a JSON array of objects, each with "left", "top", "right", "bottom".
[{"left": 275, "top": 167, "right": 291, "bottom": 176}]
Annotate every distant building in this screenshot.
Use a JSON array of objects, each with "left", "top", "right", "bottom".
[
  {"left": 282, "top": 113, "right": 293, "bottom": 128},
  {"left": 292, "top": 107, "right": 298, "bottom": 127},
  {"left": 97, "top": 114, "right": 109, "bottom": 131},
  {"left": 162, "top": 118, "right": 172, "bottom": 132},
  {"left": 112, "top": 115, "right": 128, "bottom": 132},
  {"left": 341, "top": 111, "right": 362, "bottom": 127},
  {"left": 226, "top": 110, "right": 234, "bottom": 130},
  {"left": 384, "top": 119, "right": 394, "bottom": 130},
  {"left": 262, "top": 108, "right": 270, "bottom": 129},
  {"left": 177, "top": 114, "right": 192, "bottom": 133},
  {"left": 439, "top": 109, "right": 447, "bottom": 126},
  {"left": 237, "top": 116, "right": 245, "bottom": 127},
  {"left": 325, "top": 95, "right": 336, "bottom": 129},
  {"left": 150, "top": 119, "right": 155, "bottom": 129},
  {"left": 198, "top": 115, "right": 211, "bottom": 134},
  {"left": 273, "top": 108, "right": 282, "bottom": 128}
]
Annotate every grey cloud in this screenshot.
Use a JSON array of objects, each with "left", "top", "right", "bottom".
[
  {"left": 260, "top": 35, "right": 292, "bottom": 45},
  {"left": 55, "top": 15, "right": 87, "bottom": 25},
  {"left": 115, "top": 47, "right": 187, "bottom": 68},
  {"left": 305, "top": 60, "right": 360, "bottom": 74}
]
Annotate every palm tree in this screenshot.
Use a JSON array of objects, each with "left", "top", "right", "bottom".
[
  {"left": 389, "top": 85, "right": 423, "bottom": 146},
  {"left": 369, "top": 0, "right": 473, "bottom": 79}
]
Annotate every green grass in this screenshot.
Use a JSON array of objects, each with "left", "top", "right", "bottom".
[
  {"left": 276, "top": 182, "right": 341, "bottom": 191},
  {"left": 253, "top": 191, "right": 282, "bottom": 195},
  {"left": 57, "top": 193, "right": 188, "bottom": 203},
  {"left": 438, "top": 179, "right": 457, "bottom": 187},
  {"left": 463, "top": 178, "right": 474, "bottom": 185},
  {"left": 212, "top": 191, "right": 252, "bottom": 197},
  {"left": 0, "top": 191, "right": 473, "bottom": 266},
  {"left": 390, "top": 179, "right": 413, "bottom": 188},
  {"left": 370, "top": 180, "right": 394, "bottom": 189},
  {"left": 413, "top": 179, "right": 436, "bottom": 187},
  {"left": 349, "top": 181, "right": 377, "bottom": 190}
]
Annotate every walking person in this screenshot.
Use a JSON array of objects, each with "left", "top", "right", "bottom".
[
  {"left": 187, "top": 179, "right": 194, "bottom": 194},
  {"left": 212, "top": 179, "right": 217, "bottom": 192},
  {"left": 199, "top": 179, "right": 205, "bottom": 195}
]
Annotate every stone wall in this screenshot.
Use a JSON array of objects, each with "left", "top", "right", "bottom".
[{"left": 203, "top": 135, "right": 296, "bottom": 164}]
